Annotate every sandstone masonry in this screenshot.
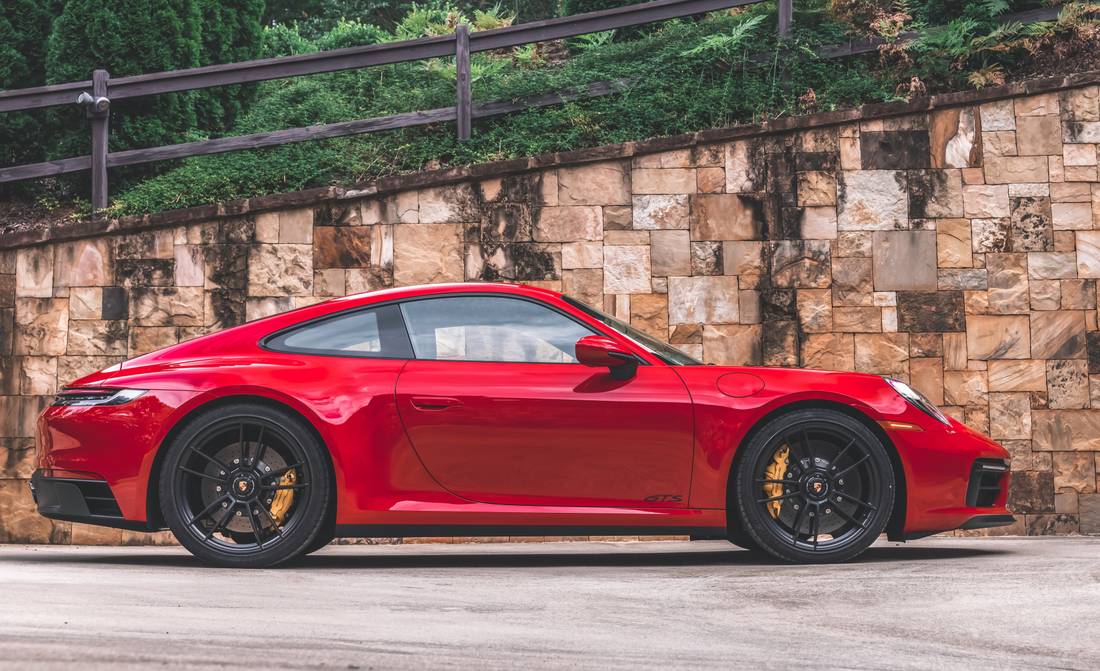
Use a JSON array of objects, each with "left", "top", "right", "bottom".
[{"left": 3, "top": 75, "right": 1100, "bottom": 543}]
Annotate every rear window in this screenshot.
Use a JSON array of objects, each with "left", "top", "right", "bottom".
[{"left": 265, "top": 304, "right": 413, "bottom": 358}]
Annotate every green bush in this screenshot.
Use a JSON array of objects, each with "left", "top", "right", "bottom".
[
  {"left": 195, "top": 0, "right": 266, "bottom": 131},
  {"left": 0, "top": 1, "right": 59, "bottom": 173}
]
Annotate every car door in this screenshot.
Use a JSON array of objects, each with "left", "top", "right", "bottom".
[{"left": 393, "top": 294, "right": 694, "bottom": 508}]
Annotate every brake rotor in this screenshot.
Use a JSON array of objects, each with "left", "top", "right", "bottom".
[{"left": 199, "top": 443, "right": 290, "bottom": 535}]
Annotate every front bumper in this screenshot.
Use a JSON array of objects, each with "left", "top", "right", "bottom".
[{"left": 30, "top": 470, "right": 152, "bottom": 531}]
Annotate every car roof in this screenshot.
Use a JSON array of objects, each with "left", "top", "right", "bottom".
[{"left": 325, "top": 282, "right": 565, "bottom": 308}]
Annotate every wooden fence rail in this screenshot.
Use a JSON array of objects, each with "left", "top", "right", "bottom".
[{"left": 0, "top": 0, "right": 1063, "bottom": 211}]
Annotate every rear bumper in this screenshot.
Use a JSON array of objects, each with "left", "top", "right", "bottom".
[
  {"left": 30, "top": 470, "right": 152, "bottom": 531},
  {"left": 960, "top": 514, "right": 1017, "bottom": 530}
]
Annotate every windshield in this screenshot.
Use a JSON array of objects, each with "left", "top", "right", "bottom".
[{"left": 563, "top": 296, "right": 702, "bottom": 366}]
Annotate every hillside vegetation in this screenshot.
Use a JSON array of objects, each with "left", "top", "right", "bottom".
[{"left": 1, "top": 1, "right": 1097, "bottom": 217}]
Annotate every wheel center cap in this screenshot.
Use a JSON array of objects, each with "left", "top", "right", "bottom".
[
  {"left": 233, "top": 475, "right": 256, "bottom": 498},
  {"left": 804, "top": 475, "right": 829, "bottom": 500}
]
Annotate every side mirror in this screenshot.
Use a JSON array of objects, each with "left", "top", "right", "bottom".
[{"left": 575, "top": 335, "right": 637, "bottom": 379}]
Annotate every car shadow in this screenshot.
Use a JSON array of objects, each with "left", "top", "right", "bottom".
[{"left": 7, "top": 542, "right": 1008, "bottom": 570}]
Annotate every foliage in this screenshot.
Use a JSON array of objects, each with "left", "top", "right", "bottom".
[
  {"left": 195, "top": 1, "right": 266, "bottom": 131},
  {"left": 111, "top": 5, "right": 903, "bottom": 214},
  {"left": 0, "top": 1, "right": 55, "bottom": 172},
  {"left": 681, "top": 14, "right": 766, "bottom": 57},
  {"left": 46, "top": 0, "right": 203, "bottom": 159}
]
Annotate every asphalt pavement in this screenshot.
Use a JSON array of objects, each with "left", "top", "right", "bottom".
[{"left": 0, "top": 537, "right": 1097, "bottom": 670}]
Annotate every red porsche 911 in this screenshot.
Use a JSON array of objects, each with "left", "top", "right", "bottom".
[{"left": 32, "top": 282, "right": 1013, "bottom": 567}]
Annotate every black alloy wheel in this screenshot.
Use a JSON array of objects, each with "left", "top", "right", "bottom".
[
  {"left": 733, "top": 409, "right": 894, "bottom": 563},
  {"left": 160, "top": 402, "right": 331, "bottom": 568}
]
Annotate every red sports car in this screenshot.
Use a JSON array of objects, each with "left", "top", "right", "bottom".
[{"left": 32, "top": 282, "right": 1013, "bottom": 567}]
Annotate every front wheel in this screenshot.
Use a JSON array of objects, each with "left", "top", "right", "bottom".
[
  {"left": 733, "top": 409, "right": 895, "bottom": 564},
  {"left": 160, "top": 403, "right": 332, "bottom": 568}
]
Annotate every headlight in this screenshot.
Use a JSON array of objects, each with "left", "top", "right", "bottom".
[
  {"left": 884, "top": 378, "right": 950, "bottom": 426},
  {"left": 52, "top": 388, "right": 146, "bottom": 407}
]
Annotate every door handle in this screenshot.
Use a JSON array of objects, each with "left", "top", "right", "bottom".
[{"left": 410, "top": 396, "right": 463, "bottom": 411}]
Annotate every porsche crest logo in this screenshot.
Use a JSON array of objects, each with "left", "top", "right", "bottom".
[
  {"left": 810, "top": 481, "right": 824, "bottom": 495},
  {"left": 237, "top": 480, "right": 249, "bottom": 493}
]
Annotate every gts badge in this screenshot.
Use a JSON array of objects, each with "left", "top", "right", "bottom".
[{"left": 644, "top": 494, "right": 682, "bottom": 503}]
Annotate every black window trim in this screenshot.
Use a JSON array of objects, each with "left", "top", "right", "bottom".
[{"left": 259, "top": 291, "right": 651, "bottom": 366}]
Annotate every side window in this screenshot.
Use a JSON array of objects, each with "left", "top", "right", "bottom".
[
  {"left": 266, "top": 304, "right": 413, "bottom": 358},
  {"left": 400, "top": 296, "right": 595, "bottom": 363}
]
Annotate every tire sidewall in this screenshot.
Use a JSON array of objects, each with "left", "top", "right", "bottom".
[
  {"left": 734, "top": 409, "right": 895, "bottom": 564},
  {"left": 159, "top": 403, "right": 331, "bottom": 568}
]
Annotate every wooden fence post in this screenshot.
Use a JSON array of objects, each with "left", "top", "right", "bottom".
[
  {"left": 778, "top": 0, "right": 792, "bottom": 39},
  {"left": 89, "top": 69, "right": 110, "bottom": 211},
  {"left": 455, "top": 23, "right": 472, "bottom": 141}
]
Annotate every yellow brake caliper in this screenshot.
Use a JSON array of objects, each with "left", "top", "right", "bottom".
[
  {"left": 763, "top": 445, "right": 790, "bottom": 519},
  {"left": 268, "top": 469, "right": 297, "bottom": 526}
]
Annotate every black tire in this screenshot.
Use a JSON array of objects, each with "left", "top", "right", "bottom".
[
  {"left": 733, "top": 409, "right": 894, "bottom": 564},
  {"left": 725, "top": 526, "right": 762, "bottom": 552},
  {"left": 159, "top": 402, "right": 332, "bottom": 568}
]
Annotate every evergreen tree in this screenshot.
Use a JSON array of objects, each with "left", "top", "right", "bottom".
[
  {"left": 196, "top": 0, "right": 266, "bottom": 131},
  {"left": 46, "top": 0, "right": 203, "bottom": 159},
  {"left": 0, "top": 1, "right": 56, "bottom": 170}
]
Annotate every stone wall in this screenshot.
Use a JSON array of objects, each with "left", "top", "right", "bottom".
[{"left": 3, "top": 75, "right": 1100, "bottom": 544}]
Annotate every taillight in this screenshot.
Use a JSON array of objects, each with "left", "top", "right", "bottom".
[{"left": 51, "top": 388, "right": 146, "bottom": 407}]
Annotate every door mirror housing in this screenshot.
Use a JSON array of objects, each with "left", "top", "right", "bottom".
[{"left": 575, "top": 335, "right": 638, "bottom": 379}]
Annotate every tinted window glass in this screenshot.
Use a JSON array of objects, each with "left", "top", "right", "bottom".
[
  {"left": 400, "top": 296, "right": 594, "bottom": 363},
  {"left": 266, "top": 304, "right": 412, "bottom": 358}
]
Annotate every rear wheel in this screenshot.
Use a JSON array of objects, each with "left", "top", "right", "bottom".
[
  {"left": 160, "top": 403, "right": 331, "bottom": 568},
  {"left": 733, "top": 409, "right": 894, "bottom": 564}
]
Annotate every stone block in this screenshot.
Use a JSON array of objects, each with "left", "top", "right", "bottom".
[
  {"left": 722, "top": 241, "right": 762, "bottom": 276},
  {"left": 895, "top": 291, "right": 965, "bottom": 332},
  {"left": 247, "top": 244, "right": 313, "bottom": 297},
  {"left": 837, "top": 170, "right": 908, "bottom": 230},
  {"left": 603, "top": 246, "right": 651, "bottom": 295},
  {"left": 0, "top": 480, "right": 70, "bottom": 543},
  {"left": 966, "top": 315, "right": 1030, "bottom": 359},
  {"left": 770, "top": 240, "right": 831, "bottom": 289},
  {"left": 853, "top": 333, "right": 909, "bottom": 379},
  {"left": 668, "top": 276, "right": 739, "bottom": 324},
  {"left": 1015, "top": 116, "right": 1063, "bottom": 156},
  {"left": 1015, "top": 93, "right": 1059, "bottom": 117},
  {"left": 937, "top": 219, "right": 972, "bottom": 268},
  {"left": 944, "top": 369, "right": 988, "bottom": 406},
  {"left": 980, "top": 100, "right": 1015, "bottom": 131},
  {"left": 796, "top": 171, "right": 836, "bottom": 206},
  {"left": 986, "top": 253, "right": 1030, "bottom": 314},
  {"left": 910, "top": 357, "right": 945, "bottom": 405},
  {"left": 908, "top": 169, "right": 963, "bottom": 219},
  {"left": 649, "top": 231, "right": 690, "bottom": 276},
  {"left": 801, "top": 333, "right": 855, "bottom": 371},
  {"left": 629, "top": 293, "right": 668, "bottom": 340},
  {"left": 689, "top": 194, "right": 759, "bottom": 240},
  {"left": 68, "top": 288, "right": 101, "bottom": 321},
  {"left": 988, "top": 360, "right": 1046, "bottom": 392},
  {"left": 859, "top": 131, "right": 930, "bottom": 170},
  {"left": 971, "top": 218, "right": 1010, "bottom": 253},
  {"left": 418, "top": 184, "right": 479, "bottom": 223},
  {"left": 1030, "top": 310, "right": 1086, "bottom": 359},
  {"left": 702, "top": 324, "right": 761, "bottom": 365},
  {"left": 872, "top": 231, "right": 937, "bottom": 291},
  {"left": 53, "top": 239, "right": 112, "bottom": 289},
  {"left": 800, "top": 207, "right": 837, "bottom": 240},
  {"left": 558, "top": 161, "right": 630, "bottom": 206},
  {"left": 1008, "top": 470, "right": 1054, "bottom": 514},
  {"left": 725, "top": 141, "right": 766, "bottom": 193},
  {"left": 930, "top": 107, "right": 981, "bottom": 168},
  {"left": 277, "top": 208, "right": 314, "bottom": 243},
  {"left": 313, "top": 226, "right": 373, "bottom": 269},
  {"left": 696, "top": 167, "right": 725, "bottom": 194},
  {"left": 1053, "top": 451, "right": 1096, "bottom": 492},
  {"left": 796, "top": 289, "right": 832, "bottom": 333},
  {"left": 561, "top": 241, "right": 603, "bottom": 270},
  {"left": 533, "top": 206, "right": 603, "bottom": 242},
  {"left": 129, "top": 326, "right": 177, "bottom": 355},
  {"left": 833, "top": 307, "right": 880, "bottom": 333},
  {"left": 1009, "top": 197, "right": 1054, "bottom": 252},
  {"left": 393, "top": 224, "right": 464, "bottom": 285},
  {"left": 15, "top": 247, "right": 52, "bottom": 298},
  {"left": 984, "top": 156, "right": 1049, "bottom": 184},
  {"left": 963, "top": 185, "right": 1009, "bottom": 218},
  {"left": 632, "top": 168, "right": 696, "bottom": 194},
  {"left": 1030, "top": 279, "right": 1061, "bottom": 310},
  {"left": 989, "top": 392, "right": 1032, "bottom": 440},
  {"left": 982, "top": 131, "right": 1017, "bottom": 157},
  {"left": 1033, "top": 410, "right": 1100, "bottom": 451},
  {"left": 1027, "top": 252, "right": 1077, "bottom": 280},
  {"left": 67, "top": 320, "right": 128, "bottom": 356},
  {"left": 1053, "top": 202, "right": 1093, "bottom": 230},
  {"left": 632, "top": 195, "right": 689, "bottom": 230},
  {"left": 14, "top": 298, "right": 67, "bottom": 356},
  {"left": 561, "top": 268, "right": 603, "bottom": 307},
  {"left": 1063, "top": 144, "right": 1098, "bottom": 167}
]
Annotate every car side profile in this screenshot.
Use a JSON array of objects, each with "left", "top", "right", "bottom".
[{"left": 32, "top": 282, "right": 1013, "bottom": 567}]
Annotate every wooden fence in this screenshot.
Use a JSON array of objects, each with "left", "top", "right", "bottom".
[{"left": 0, "top": 1, "right": 1061, "bottom": 211}]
